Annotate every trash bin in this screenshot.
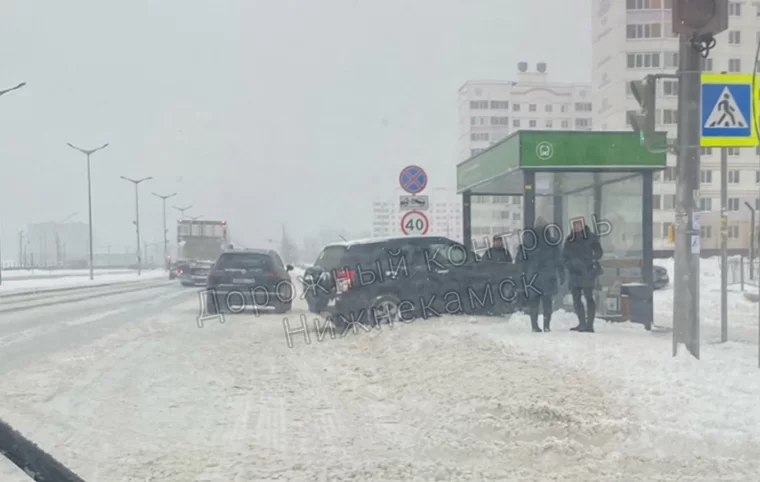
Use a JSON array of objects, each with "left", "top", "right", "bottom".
[{"left": 620, "top": 283, "right": 653, "bottom": 330}]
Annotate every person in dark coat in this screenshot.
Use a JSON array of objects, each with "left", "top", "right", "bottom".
[
  {"left": 562, "top": 221, "right": 604, "bottom": 333},
  {"left": 517, "top": 218, "right": 565, "bottom": 332},
  {"left": 482, "top": 234, "right": 512, "bottom": 264}
]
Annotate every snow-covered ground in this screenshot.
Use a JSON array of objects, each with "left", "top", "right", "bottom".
[
  {"left": 0, "top": 270, "right": 167, "bottom": 294},
  {"left": 1, "top": 268, "right": 134, "bottom": 279},
  {"left": 0, "top": 262, "right": 758, "bottom": 481}
]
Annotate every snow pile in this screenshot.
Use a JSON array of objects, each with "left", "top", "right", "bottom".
[
  {"left": 0, "top": 270, "right": 167, "bottom": 293},
  {"left": 1, "top": 268, "right": 133, "bottom": 279}
]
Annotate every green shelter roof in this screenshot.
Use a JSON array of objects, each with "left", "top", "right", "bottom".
[{"left": 457, "top": 130, "right": 667, "bottom": 194}]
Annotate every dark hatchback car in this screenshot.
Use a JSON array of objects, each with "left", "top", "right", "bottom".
[
  {"left": 302, "top": 236, "right": 523, "bottom": 327},
  {"left": 205, "top": 249, "right": 294, "bottom": 314}
]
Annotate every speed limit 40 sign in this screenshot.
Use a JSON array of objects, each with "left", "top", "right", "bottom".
[{"left": 400, "top": 210, "right": 429, "bottom": 235}]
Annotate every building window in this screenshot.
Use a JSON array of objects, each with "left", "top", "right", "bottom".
[
  {"left": 529, "top": 120, "right": 537, "bottom": 128},
  {"left": 700, "top": 147, "right": 713, "bottom": 156},
  {"left": 728, "top": 147, "right": 740, "bottom": 156},
  {"left": 471, "top": 132, "right": 489, "bottom": 141},
  {"left": 652, "top": 194, "right": 661, "bottom": 209},
  {"left": 699, "top": 198, "right": 712, "bottom": 211},
  {"left": 560, "top": 104, "right": 569, "bottom": 113},
  {"left": 627, "top": 52, "right": 661, "bottom": 69},
  {"left": 626, "top": 0, "right": 663, "bottom": 10},
  {"left": 546, "top": 120, "right": 553, "bottom": 128},
  {"left": 701, "top": 58, "right": 713, "bottom": 71},
  {"left": 728, "top": 170, "right": 740, "bottom": 183},
  {"left": 470, "top": 100, "right": 488, "bottom": 109},
  {"left": 662, "top": 109, "right": 678, "bottom": 124},
  {"left": 663, "top": 195, "right": 676, "bottom": 210},
  {"left": 513, "top": 119, "right": 520, "bottom": 128},
  {"left": 626, "top": 23, "right": 663, "bottom": 39},
  {"left": 700, "top": 226, "right": 712, "bottom": 239},
  {"left": 490, "top": 116, "right": 509, "bottom": 125},
  {"left": 756, "top": 171, "right": 760, "bottom": 183},
  {"left": 701, "top": 170, "right": 712, "bottom": 183},
  {"left": 756, "top": 198, "right": 760, "bottom": 210},
  {"left": 729, "top": 2, "right": 741, "bottom": 16},
  {"left": 728, "top": 58, "right": 741, "bottom": 72},
  {"left": 513, "top": 103, "right": 521, "bottom": 112},
  {"left": 728, "top": 198, "right": 740, "bottom": 211},
  {"left": 529, "top": 104, "right": 536, "bottom": 112},
  {"left": 663, "top": 167, "right": 676, "bottom": 181},
  {"left": 470, "top": 148, "right": 485, "bottom": 157},
  {"left": 664, "top": 52, "right": 679, "bottom": 68},
  {"left": 545, "top": 104, "right": 553, "bottom": 113},
  {"left": 728, "top": 225, "right": 740, "bottom": 239},
  {"left": 512, "top": 212, "right": 521, "bottom": 221},
  {"left": 574, "top": 102, "right": 592, "bottom": 112},
  {"left": 728, "top": 30, "right": 741, "bottom": 44},
  {"left": 561, "top": 120, "right": 570, "bottom": 129},
  {"left": 490, "top": 100, "right": 509, "bottom": 109},
  {"left": 575, "top": 118, "right": 592, "bottom": 129},
  {"left": 662, "top": 80, "right": 678, "bottom": 95}
]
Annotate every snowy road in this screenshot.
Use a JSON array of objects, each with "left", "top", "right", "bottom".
[{"left": 0, "top": 272, "right": 759, "bottom": 481}]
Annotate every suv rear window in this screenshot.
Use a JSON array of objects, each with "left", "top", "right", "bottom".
[
  {"left": 315, "top": 244, "right": 380, "bottom": 269},
  {"left": 315, "top": 246, "right": 348, "bottom": 269},
  {"left": 216, "top": 253, "right": 273, "bottom": 270}
]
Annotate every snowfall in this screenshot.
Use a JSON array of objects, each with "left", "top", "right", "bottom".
[{"left": 0, "top": 259, "right": 759, "bottom": 481}]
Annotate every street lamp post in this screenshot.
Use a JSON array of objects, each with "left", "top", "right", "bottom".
[
  {"left": 172, "top": 205, "right": 193, "bottom": 221},
  {"left": 152, "top": 192, "right": 177, "bottom": 267},
  {"left": 67, "top": 142, "right": 109, "bottom": 281},
  {"left": 0, "top": 81, "right": 27, "bottom": 286},
  {"left": 120, "top": 176, "right": 152, "bottom": 275},
  {"left": 188, "top": 215, "right": 202, "bottom": 221}
]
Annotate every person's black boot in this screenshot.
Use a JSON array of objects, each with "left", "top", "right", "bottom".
[
  {"left": 543, "top": 319, "right": 551, "bottom": 332},
  {"left": 531, "top": 321, "right": 543, "bottom": 333},
  {"left": 581, "top": 314, "right": 595, "bottom": 333}
]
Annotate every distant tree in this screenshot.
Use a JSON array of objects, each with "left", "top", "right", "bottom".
[{"left": 280, "top": 225, "right": 298, "bottom": 263}]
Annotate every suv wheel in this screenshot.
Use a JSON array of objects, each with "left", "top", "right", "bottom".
[{"left": 368, "top": 294, "right": 404, "bottom": 325}]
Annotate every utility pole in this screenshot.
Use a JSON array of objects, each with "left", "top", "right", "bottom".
[
  {"left": 67, "top": 142, "right": 110, "bottom": 280},
  {"left": 0, "top": 82, "right": 26, "bottom": 285},
  {"left": 152, "top": 192, "right": 177, "bottom": 267},
  {"left": 670, "top": 0, "right": 728, "bottom": 359},
  {"left": 173, "top": 205, "right": 193, "bottom": 221},
  {"left": 720, "top": 147, "right": 728, "bottom": 342},
  {"left": 120, "top": 176, "right": 152, "bottom": 275},
  {"left": 18, "top": 231, "right": 23, "bottom": 268}
]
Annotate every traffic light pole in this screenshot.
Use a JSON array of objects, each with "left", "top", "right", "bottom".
[{"left": 673, "top": 34, "right": 702, "bottom": 359}]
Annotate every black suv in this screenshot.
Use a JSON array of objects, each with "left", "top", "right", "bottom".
[
  {"left": 205, "top": 249, "right": 294, "bottom": 314},
  {"left": 302, "top": 235, "right": 523, "bottom": 326}
]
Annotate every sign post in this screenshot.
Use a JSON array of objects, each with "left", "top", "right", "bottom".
[
  {"left": 400, "top": 210, "right": 429, "bottom": 236},
  {"left": 399, "top": 165, "right": 427, "bottom": 194},
  {"left": 398, "top": 165, "right": 429, "bottom": 235},
  {"left": 700, "top": 72, "right": 759, "bottom": 352}
]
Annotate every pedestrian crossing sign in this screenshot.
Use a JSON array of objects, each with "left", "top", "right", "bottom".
[{"left": 700, "top": 73, "right": 759, "bottom": 147}]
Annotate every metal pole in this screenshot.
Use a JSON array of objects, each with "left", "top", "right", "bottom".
[
  {"left": 86, "top": 154, "right": 95, "bottom": 280},
  {"left": 720, "top": 147, "right": 728, "bottom": 342},
  {"left": 751, "top": 212, "right": 756, "bottom": 280},
  {"left": 18, "top": 231, "right": 23, "bottom": 268},
  {"left": 162, "top": 200, "right": 167, "bottom": 261},
  {"left": 673, "top": 34, "right": 702, "bottom": 359},
  {"left": 135, "top": 184, "right": 141, "bottom": 276}
]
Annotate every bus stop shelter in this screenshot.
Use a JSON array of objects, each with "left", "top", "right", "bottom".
[{"left": 457, "top": 131, "right": 667, "bottom": 326}]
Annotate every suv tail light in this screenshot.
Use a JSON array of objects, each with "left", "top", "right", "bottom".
[{"left": 335, "top": 268, "right": 356, "bottom": 294}]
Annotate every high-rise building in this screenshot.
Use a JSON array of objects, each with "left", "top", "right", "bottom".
[
  {"left": 457, "top": 62, "right": 593, "bottom": 239},
  {"left": 371, "top": 187, "right": 463, "bottom": 241},
  {"left": 591, "top": 0, "right": 760, "bottom": 252}
]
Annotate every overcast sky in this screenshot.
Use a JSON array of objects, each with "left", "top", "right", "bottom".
[{"left": 0, "top": 0, "right": 590, "bottom": 255}]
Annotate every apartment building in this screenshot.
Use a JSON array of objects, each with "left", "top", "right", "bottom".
[
  {"left": 457, "top": 62, "right": 593, "bottom": 239},
  {"left": 592, "top": 0, "right": 760, "bottom": 252}
]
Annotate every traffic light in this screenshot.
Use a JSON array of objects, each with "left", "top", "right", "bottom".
[
  {"left": 628, "top": 75, "right": 656, "bottom": 149},
  {"left": 672, "top": 0, "right": 728, "bottom": 36}
]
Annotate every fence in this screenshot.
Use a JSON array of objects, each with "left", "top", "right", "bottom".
[{"left": 727, "top": 256, "right": 760, "bottom": 290}]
